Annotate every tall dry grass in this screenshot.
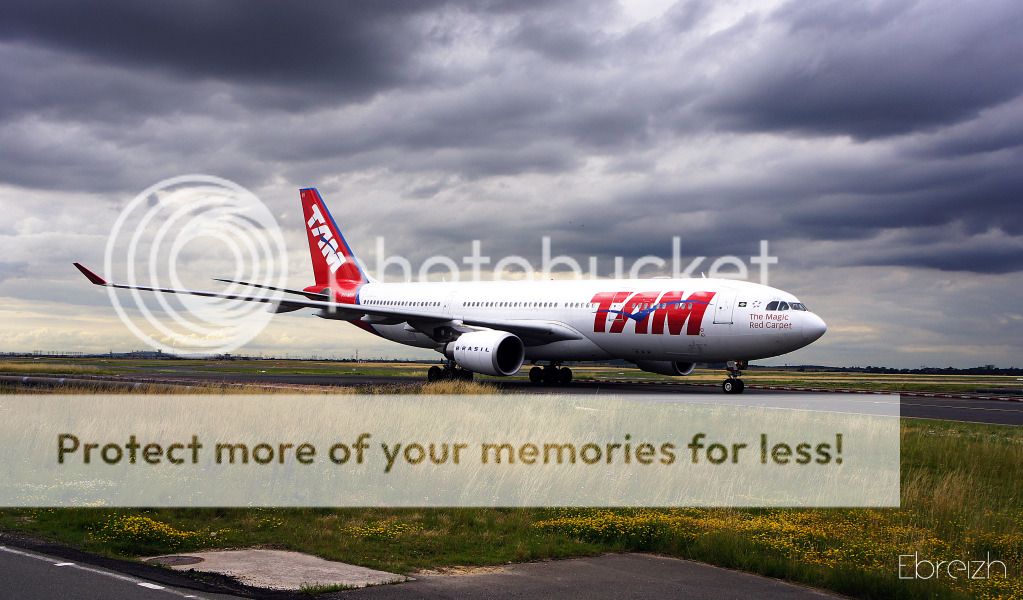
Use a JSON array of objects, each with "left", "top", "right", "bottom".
[
  {"left": 0, "top": 361, "right": 107, "bottom": 374},
  {"left": 0, "top": 379, "right": 500, "bottom": 395}
]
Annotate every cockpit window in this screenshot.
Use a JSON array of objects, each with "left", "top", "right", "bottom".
[{"left": 766, "top": 300, "right": 810, "bottom": 311}]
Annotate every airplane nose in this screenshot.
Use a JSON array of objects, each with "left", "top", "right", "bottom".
[{"left": 803, "top": 313, "right": 827, "bottom": 343}]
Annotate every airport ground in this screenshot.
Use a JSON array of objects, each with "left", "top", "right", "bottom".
[
  {"left": 3, "top": 357, "right": 1022, "bottom": 425},
  {"left": 3, "top": 357, "right": 1023, "bottom": 398},
  {"left": 1, "top": 358, "right": 1021, "bottom": 599}
]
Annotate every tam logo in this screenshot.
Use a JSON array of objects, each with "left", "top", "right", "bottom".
[
  {"left": 591, "top": 291, "right": 716, "bottom": 335},
  {"left": 307, "top": 204, "right": 345, "bottom": 273}
]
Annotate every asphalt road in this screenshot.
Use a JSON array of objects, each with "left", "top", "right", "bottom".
[
  {"left": 347, "top": 554, "right": 840, "bottom": 600},
  {"left": 0, "top": 545, "right": 840, "bottom": 600},
  {"left": 0, "top": 544, "right": 243, "bottom": 600}
]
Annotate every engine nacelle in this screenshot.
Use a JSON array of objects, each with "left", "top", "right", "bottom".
[
  {"left": 445, "top": 330, "right": 525, "bottom": 376},
  {"left": 634, "top": 360, "right": 696, "bottom": 376}
]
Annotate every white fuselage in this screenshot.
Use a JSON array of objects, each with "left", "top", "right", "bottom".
[{"left": 345, "top": 278, "right": 826, "bottom": 364}]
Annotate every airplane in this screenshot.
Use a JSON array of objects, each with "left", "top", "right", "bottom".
[{"left": 74, "top": 188, "right": 827, "bottom": 393}]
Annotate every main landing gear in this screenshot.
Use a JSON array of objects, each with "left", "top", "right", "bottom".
[
  {"left": 427, "top": 360, "right": 474, "bottom": 382},
  {"left": 722, "top": 360, "right": 747, "bottom": 394},
  {"left": 528, "top": 363, "right": 573, "bottom": 386}
]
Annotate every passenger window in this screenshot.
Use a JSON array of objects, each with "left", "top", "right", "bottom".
[{"left": 765, "top": 301, "right": 779, "bottom": 311}]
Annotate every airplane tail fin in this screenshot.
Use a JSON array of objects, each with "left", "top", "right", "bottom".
[{"left": 300, "top": 188, "right": 369, "bottom": 295}]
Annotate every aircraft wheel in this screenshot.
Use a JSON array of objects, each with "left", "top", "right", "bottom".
[
  {"left": 529, "top": 366, "right": 543, "bottom": 384},
  {"left": 458, "top": 369, "right": 474, "bottom": 382},
  {"left": 558, "top": 367, "right": 573, "bottom": 385},
  {"left": 542, "top": 367, "right": 559, "bottom": 385},
  {"left": 427, "top": 366, "right": 442, "bottom": 382},
  {"left": 734, "top": 379, "right": 745, "bottom": 393},
  {"left": 722, "top": 379, "right": 738, "bottom": 394}
]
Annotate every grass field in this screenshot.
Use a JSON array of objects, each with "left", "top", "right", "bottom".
[
  {"left": 1, "top": 419, "right": 1019, "bottom": 598},
  {"left": 1, "top": 358, "right": 1021, "bottom": 598}
]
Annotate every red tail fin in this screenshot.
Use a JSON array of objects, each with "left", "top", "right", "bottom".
[{"left": 300, "top": 188, "right": 367, "bottom": 299}]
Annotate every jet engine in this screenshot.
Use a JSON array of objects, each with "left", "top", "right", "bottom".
[
  {"left": 633, "top": 360, "right": 697, "bottom": 376},
  {"left": 445, "top": 330, "right": 525, "bottom": 376}
]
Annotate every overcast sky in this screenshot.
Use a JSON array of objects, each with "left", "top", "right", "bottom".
[{"left": 1, "top": 0, "right": 1021, "bottom": 367}]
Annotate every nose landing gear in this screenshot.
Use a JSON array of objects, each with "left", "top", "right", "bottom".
[
  {"left": 722, "top": 360, "right": 746, "bottom": 394},
  {"left": 528, "top": 363, "right": 573, "bottom": 386}
]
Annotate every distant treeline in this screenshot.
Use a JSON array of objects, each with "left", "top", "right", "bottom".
[{"left": 750, "top": 364, "right": 1023, "bottom": 376}]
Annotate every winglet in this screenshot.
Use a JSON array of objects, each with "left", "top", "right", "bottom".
[{"left": 73, "top": 262, "right": 107, "bottom": 285}]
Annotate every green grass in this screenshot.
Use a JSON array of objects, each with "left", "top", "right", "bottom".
[
  {"left": 1, "top": 419, "right": 1020, "bottom": 598},
  {"left": 0, "top": 508, "right": 606, "bottom": 573},
  {"left": 535, "top": 419, "right": 1023, "bottom": 599}
]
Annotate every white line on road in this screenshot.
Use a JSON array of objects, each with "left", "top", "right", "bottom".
[
  {"left": 0, "top": 545, "right": 211, "bottom": 599},
  {"left": 900, "top": 402, "right": 1023, "bottom": 413},
  {"left": 138, "top": 582, "right": 166, "bottom": 589}
]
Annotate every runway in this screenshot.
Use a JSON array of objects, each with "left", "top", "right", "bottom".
[{"left": 5, "top": 371, "right": 1021, "bottom": 425}]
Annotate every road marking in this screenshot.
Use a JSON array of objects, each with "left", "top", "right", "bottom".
[
  {"left": 901, "top": 402, "right": 1023, "bottom": 413},
  {"left": 139, "top": 582, "right": 166, "bottom": 589},
  {"left": 0, "top": 545, "right": 210, "bottom": 598}
]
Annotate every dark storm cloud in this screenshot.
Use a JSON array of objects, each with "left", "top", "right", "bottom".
[
  {"left": 855, "top": 230, "right": 1023, "bottom": 274},
  {"left": 0, "top": 0, "right": 1022, "bottom": 278},
  {"left": 509, "top": 10, "right": 610, "bottom": 62},
  {"left": 1, "top": 0, "right": 604, "bottom": 112},
  {"left": 0, "top": 0, "right": 445, "bottom": 103},
  {"left": 707, "top": 0, "right": 1023, "bottom": 139}
]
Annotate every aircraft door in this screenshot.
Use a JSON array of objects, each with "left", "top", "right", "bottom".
[{"left": 712, "top": 289, "right": 736, "bottom": 324}]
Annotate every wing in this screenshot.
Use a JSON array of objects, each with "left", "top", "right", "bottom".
[
  {"left": 73, "top": 263, "right": 582, "bottom": 343},
  {"left": 212, "top": 277, "right": 330, "bottom": 302}
]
